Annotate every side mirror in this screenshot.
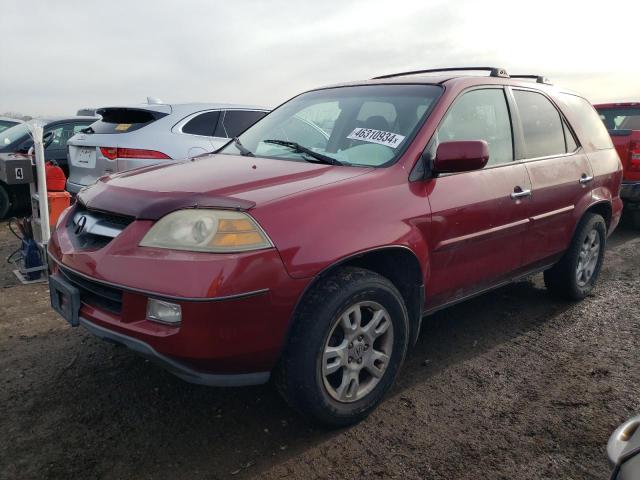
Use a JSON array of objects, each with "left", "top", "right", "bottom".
[
  {"left": 43, "top": 131, "right": 55, "bottom": 149},
  {"left": 17, "top": 139, "right": 33, "bottom": 154},
  {"left": 433, "top": 140, "right": 489, "bottom": 174}
]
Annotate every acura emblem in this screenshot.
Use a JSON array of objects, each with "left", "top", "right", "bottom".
[
  {"left": 353, "top": 342, "right": 365, "bottom": 360},
  {"left": 74, "top": 215, "right": 87, "bottom": 235}
]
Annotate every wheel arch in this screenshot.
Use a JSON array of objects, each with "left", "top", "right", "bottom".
[
  {"left": 280, "top": 246, "right": 426, "bottom": 363},
  {"left": 584, "top": 200, "right": 612, "bottom": 230}
]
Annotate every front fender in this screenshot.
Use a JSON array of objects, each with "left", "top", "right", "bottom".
[{"left": 251, "top": 168, "right": 432, "bottom": 286}]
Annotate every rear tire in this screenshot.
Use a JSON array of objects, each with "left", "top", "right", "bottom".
[
  {"left": 0, "top": 183, "right": 11, "bottom": 219},
  {"left": 276, "top": 267, "right": 409, "bottom": 427},
  {"left": 544, "top": 213, "right": 606, "bottom": 300}
]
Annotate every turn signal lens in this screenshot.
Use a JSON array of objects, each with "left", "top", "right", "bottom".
[
  {"left": 212, "top": 231, "right": 265, "bottom": 247},
  {"left": 211, "top": 218, "right": 265, "bottom": 247}
]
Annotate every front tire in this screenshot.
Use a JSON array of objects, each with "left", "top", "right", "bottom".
[
  {"left": 544, "top": 213, "right": 606, "bottom": 300},
  {"left": 276, "top": 267, "right": 409, "bottom": 427}
]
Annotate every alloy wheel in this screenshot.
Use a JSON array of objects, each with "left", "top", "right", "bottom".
[
  {"left": 576, "top": 228, "right": 600, "bottom": 287},
  {"left": 321, "top": 301, "right": 394, "bottom": 403}
]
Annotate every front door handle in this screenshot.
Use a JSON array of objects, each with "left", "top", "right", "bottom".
[
  {"left": 510, "top": 186, "right": 532, "bottom": 200},
  {"left": 579, "top": 174, "right": 594, "bottom": 184}
]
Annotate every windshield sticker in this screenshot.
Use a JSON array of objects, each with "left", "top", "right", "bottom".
[
  {"left": 347, "top": 128, "right": 405, "bottom": 148},
  {"left": 115, "top": 123, "right": 132, "bottom": 131}
]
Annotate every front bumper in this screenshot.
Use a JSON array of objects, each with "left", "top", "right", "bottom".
[
  {"left": 621, "top": 181, "right": 640, "bottom": 204},
  {"left": 79, "top": 317, "right": 270, "bottom": 386},
  {"left": 48, "top": 206, "right": 309, "bottom": 384}
]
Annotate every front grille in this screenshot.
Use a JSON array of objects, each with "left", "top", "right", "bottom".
[
  {"left": 67, "top": 204, "right": 134, "bottom": 250},
  {"left": 59, "top": 266, "right": 123, "bottom": 314}
]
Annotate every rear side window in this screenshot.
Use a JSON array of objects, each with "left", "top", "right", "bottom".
[
  {"left": 437, "top": 88, "right": 513, "bottom": 166},
  {"left": 47, "top": 123, "right": 92, "bottom": 149},
  {"left": 215, "top": 110, "right": 267, "bottom": 138},
  {"left": 182, "top": 111, "right": 221, "bottom": 136},
  {"left": 88, "top": 108, "right": 168, "bottom": 134},
  {"left": 597, "top": 107, "right": 640, "bottom": 130},
  {"left": 513, "top": 90, "right": 566, "bottom": 158},
  {"left": 562, "top": 94, "right": 613, "bottom": 150}
]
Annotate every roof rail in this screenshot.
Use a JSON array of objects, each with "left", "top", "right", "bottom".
[
  {"left": 510, "top": 75, "right": 552, "bottom": 85},
  {"left": 372, "top": 67, "right": 510, "bottom": 80}
]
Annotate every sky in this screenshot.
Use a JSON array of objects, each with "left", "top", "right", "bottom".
[{"left": 1, "top": 0, "right": 639, "bottom": 116}]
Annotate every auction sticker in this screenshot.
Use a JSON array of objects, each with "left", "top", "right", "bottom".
[{"left": 347, "top": 128, "right": 405, "bottom": 148}]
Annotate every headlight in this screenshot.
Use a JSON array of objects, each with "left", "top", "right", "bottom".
[{"left": 139, "top": 209, "right": 273, "bottom": 253}]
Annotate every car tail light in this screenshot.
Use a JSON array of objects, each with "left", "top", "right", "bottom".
[
  {"left": 630, "top": 142, "right": 640, "bottom": 171},
  {"left": 100, "top": 147, "right": 118, "bottom": 160},
  {"left": 99, "top": 147, "right": 171, "bottom": 161}
]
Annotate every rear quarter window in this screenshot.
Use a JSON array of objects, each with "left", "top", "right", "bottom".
[
  {"left": 88, "top": 108, "right": 168, "bottom": 134},
  {"left": 561, "top": 94, "right": 613, "bottom": 151},
  {"left": 182, "top": 111, "right": 221, "bottom": 136}
]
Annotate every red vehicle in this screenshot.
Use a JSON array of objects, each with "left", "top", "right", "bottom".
[
  {"left": 594, "top": 102, "right": 640, "bottom": 228},
  {"left": 48, "top": 67, "right": 622, "bottom": 426}
]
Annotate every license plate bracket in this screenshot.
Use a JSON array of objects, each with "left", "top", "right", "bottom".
[
  {"left": 49, "top": 274, "right": 81, "bottom": 327},
  {"left": 74, "top": 147, "right": 96, "bottom": 169}
]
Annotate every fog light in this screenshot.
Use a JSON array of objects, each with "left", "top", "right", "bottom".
[{"left": 146, "top": 298, "right": 182, "bottom": 325}]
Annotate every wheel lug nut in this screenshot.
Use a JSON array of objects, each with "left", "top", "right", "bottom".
[
  {"left": 365, "top": 344, "right": 369, "bottom": 350},
  {"left": 357, "top": 358, "right": 362, "bottom": 364},
  {"left": 348, "top": 357, "right": 353, "bottom": 363},
  {"left": 349, "top": 342, "right": 353, "bottom": 348},
  {"left": 358, "top": 335, "right": 363, "bottom": 341}
]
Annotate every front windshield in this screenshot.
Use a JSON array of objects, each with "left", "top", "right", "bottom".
[
  {"left": 0, "top": 123, "right": 30, "bottom": 147},
  {"left": 220, "top": 84, "right": 442, "bottom": 167}
]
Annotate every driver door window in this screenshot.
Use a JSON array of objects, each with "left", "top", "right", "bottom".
[{"left": 437, "top": 89, "right": 514, "bottom": 166}]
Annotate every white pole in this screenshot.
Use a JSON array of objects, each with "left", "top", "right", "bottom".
[{"left": 30, "top": 122, "right": 51, "bottom": 244}]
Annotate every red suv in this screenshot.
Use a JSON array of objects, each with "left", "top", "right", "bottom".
[{"left": 48, "top": 67, "right": 623, "bottom": 426}]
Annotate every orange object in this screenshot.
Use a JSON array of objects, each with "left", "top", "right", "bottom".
[
  {"left": 48, "top": 191, "right": 71, "bottom": 228},
  {"left": 45, "top": 162, "right": 67, "bottom": 191}
]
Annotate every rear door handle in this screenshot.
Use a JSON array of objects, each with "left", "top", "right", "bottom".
[
  {"left": 579, "top": 174, "right": 594, "bottom": 184},
  {"left": 510, "top": 186, "right": 532, "bottom": 200}
]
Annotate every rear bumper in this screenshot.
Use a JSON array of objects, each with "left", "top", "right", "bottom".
[
  {"left": 79, "top": 317, "right": 270, "bottom": 386},
  {"left": 621, "top": 181, "right": 640, "bottom": 204},
  {"left": 66, "top": 180, "right": 85, "bottom": 195}
]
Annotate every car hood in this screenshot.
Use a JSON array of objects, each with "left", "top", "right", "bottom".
[{"left": 77, "top": 153, "right": 373, "bottom": 219}]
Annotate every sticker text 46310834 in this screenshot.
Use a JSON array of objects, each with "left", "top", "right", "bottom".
[{"left": 347, "top": 128, "right": 406, "bottom": 148}]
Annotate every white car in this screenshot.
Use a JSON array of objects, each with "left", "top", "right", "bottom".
[{"left": 66, "top": 102, "right": 268, "bottom": 194}]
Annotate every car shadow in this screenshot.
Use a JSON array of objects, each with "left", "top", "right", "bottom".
[{"left": 6, "top": 274, "right": 580, "bottom": 479}]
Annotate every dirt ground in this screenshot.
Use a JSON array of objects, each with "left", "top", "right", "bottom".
[{"left": 0, "top": 218, "right": 638, "bottom": 480}]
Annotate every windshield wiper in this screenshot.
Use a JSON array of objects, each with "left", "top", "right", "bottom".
[
  {"left": 233, "top": 137, "right": 254, "bottom": 157},
  {"left": 81, "top": 126, "right": 94, "bottom": 134},
  {"left": 263, "top": 139, "right": 342, "bottom": 166}
]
